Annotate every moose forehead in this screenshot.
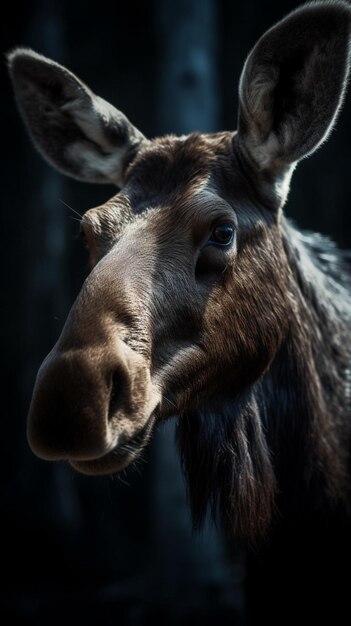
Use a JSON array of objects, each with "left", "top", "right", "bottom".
[
  {"left": 85, "top": 132, "right": 259, "bottom": 235},
  {"left": 125, "top": 133, "right": 228, "bottom": 196}
]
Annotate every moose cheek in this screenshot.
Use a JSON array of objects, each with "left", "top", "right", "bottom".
[{"left": 195, "top": 247, "right": 231, "bottom": 283}]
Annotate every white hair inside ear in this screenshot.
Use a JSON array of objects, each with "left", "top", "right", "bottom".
[
  {"left": 7, "top": 48, "right": 146, "bottom": 186},
  {"left": 237, "top": 1, "right": 351, "bottom": 207}
]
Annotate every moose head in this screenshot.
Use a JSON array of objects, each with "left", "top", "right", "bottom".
[{"left": 8, "top": 1, "right": 351, "bottom": 540}]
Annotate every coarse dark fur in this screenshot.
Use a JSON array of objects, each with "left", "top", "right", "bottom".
[{"left": 177, "top": 218, "right": 351, "bottom": 541}]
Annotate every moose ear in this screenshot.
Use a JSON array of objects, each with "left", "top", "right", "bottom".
[
  {"left": 237, "top": 1, "right": 351, "bottom": 207},
  {"left": 7, "top": 48, "right": 145, "bottom": 186}
]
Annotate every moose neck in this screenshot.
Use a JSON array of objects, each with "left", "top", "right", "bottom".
[
  {"left": 177, "top": 217, "right": 351, "bottom": 542},
  {"left": 269, "top": 219, "right": 351, "bottom": 505}
]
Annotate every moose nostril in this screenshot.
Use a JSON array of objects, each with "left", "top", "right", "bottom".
[{"left": 108, "top": 369, "right": 124, "bottom": 421}]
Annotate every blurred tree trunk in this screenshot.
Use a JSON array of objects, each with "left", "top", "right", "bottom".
[{"left": 156, "top": 0, "right": 219, "bottom": 135}]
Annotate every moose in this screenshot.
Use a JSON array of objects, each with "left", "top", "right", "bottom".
[{"left": 8, "top": 1, "right": 351, "bottom": 623}]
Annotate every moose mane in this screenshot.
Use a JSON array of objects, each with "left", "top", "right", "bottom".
[{"left": 177, "top": 219, "right": 351, "bottom": 543}]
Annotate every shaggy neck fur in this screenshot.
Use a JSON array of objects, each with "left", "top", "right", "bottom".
[{"left": 177, "top": 218, "right": 351, "bottom": 543}]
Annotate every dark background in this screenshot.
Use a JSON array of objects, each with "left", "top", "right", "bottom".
[{"left": 2, "top": 1, "right": 351, "bottom": 624}]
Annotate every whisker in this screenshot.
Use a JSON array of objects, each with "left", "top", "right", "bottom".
[{"left": 59, "top": 198, "right": 83, "bottom": 219}]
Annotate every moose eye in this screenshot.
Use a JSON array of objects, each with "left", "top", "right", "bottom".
[{"left": 207, "top": 223, "right": 235, "bottom": 246}]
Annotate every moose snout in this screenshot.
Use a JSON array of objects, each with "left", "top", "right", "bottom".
[{"left": 27, "top": 338, "right": 156, "bottom": 463}]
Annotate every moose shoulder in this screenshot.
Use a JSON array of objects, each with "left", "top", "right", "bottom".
[{"left": 8, "top": 0, "right": 351, "bottom": 553}]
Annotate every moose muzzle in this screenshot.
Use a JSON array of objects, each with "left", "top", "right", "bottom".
[{"left": 27, "top": 335, "right": 159, "bottom": 467}]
